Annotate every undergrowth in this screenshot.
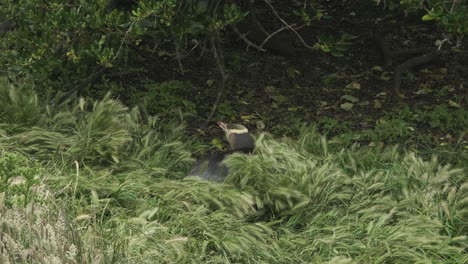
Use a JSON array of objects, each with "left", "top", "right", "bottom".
[
  {"left": 317, "top": 104, "right": 468, "bottom": 171},
  {"left": 0, "top": 79, "right": 467, "bottom": 263}
]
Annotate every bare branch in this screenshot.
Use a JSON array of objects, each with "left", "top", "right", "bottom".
[
  {"left": 450, "top": 0, "right": 460, "bottom": 12},
  {"left": 175, "top": 46, "right": 185, "bottom": 75},
  {"left": 113, "top": 21, "right": 136, "bottom": 63},
  {"left": 263, "top": 0, "right": 315, "bottom": 49},
  {"left": 205, "top": 35, "right": 228, "bottom": 125},
  {"left": 232, "top": 25, "right": 266, "bottom": 51},
  {"left": 260, "top": 24, "right": 294, "bottom": 49}
]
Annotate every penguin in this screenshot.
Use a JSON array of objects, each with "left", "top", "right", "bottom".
[{"left": 187, "top": 121, "right": 255, "bottom": 183}]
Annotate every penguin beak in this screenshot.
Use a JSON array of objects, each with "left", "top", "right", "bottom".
[{"left": 217, "top": 121, "right": 228, "bottom": 133}]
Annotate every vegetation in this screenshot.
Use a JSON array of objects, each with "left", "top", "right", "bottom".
[
  {"left": 383, "top": 0, "right": 468, "bottom": 35},
  {"left": 0, "top": 79, "right": 467, "bottom": 263},
  {"left": 0, "top": 0, "right": 467, "bottom": 263},
  {"left": 0, "top": 0, "right": 466, "bottom": 95}
]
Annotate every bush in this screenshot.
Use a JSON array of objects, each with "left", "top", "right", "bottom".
[
  {"left": 0, "top": 0, "right": 247, "bottom": 95},
  {"left": 379, "top": 0, "right": 468, "bottom": 35}
]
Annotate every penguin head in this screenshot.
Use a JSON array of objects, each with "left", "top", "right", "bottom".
[{"left": 217, "top": 121, "right": 255, "bottom": 151}]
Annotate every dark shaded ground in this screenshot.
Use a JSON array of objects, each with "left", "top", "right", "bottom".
[{"left": 111, "top": 2, "right": 467, "bottom": 155}]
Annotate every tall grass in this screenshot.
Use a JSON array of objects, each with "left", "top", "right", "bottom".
[{"left": 0, "top": 79, "right": 467, "bottom": 263}]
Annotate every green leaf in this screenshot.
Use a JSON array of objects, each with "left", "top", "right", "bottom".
[
  {"left": 212, "top": 138, "right": 224, "bottom": 150},
  {"left": 448, "top": 100, "right": 460, "bottom": 108},
  {"left": 287, "top": 67, "right": 299, "bottom": 78},
  {"left": 345, "top": 82, "right": 361, "bottom": 90},
  {"left": 373, "top": 99, "right": 382, "bottom": 109},
  {"left": 340, "top": 102, "right": 354, "bottom": 111},
  {"left": 341, "top": 95, "right": 359, "bottom": 103},
  {"left": 422, "top": 14, "right": 435, "bottom": 21}
]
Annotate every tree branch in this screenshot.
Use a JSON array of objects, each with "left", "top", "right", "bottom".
[
  {"left": 205, "top": 35, "right": 228, "bottom": 126},
  {"left": 263, "top": 0, "right": 315, "bottom": 49}
]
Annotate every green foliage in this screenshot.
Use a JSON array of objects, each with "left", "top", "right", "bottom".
[
  {"left": 0, "top": 77, "right": 44, "bottom": 132},
  {"left": 383, "top": 104, "right": 468, "bottom": 134},
  {"left": 0, "top": 0, "right": 248, "bottom": 94},
  {"left": 270, "top": 120, "right": 306, "bottom": 137},
  {"left": 1, "top": 80, "right": 467, "bottom": 263},
  {"left": 135, "top": 80, "right": 196, "bottom": 116},
  {"left": 2, "top": 82, "right": 143, "bottom": 168},
  {"left": 366, "top": 118, "right": 410, "bottom": 142},
  {"left": 378, "top": 0, "right": 468, "bottom": 34},
  {"left": 214, "top": 102, "right": 237, "bottom": 121},
  {"left": 413, "top": 104, "right": 468, "bottom": 131},
  {"left": 314, "top": 33, "right": 357, "bottom": 57},
  {"left": 318, "top": 117, "right": 353, "bottom": 135},
  {"left": 0, "top": 151, "right": 41, "bottom": 206},
  {"left": 320, "top": 104, "right": 468, "bottom": 148},
  {"left": 0, "top": 0, "right": 130, "bottom": 90}
]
